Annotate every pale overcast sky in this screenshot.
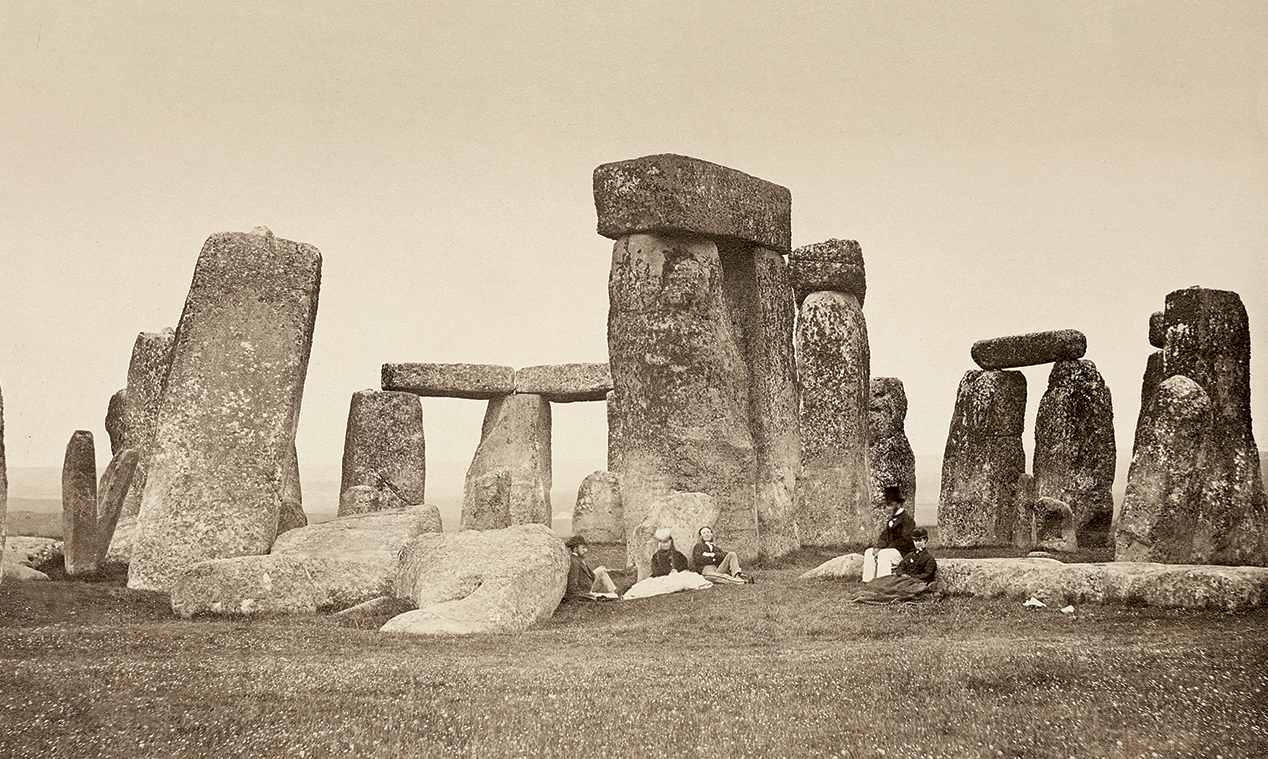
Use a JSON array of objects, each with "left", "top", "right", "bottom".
[{"left": 2, "top": 2, "right": 1265, "bottom": 509}]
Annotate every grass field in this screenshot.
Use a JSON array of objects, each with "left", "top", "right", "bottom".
[{"left": 2, "top": 544, "right": 1265, "bottom": 759}]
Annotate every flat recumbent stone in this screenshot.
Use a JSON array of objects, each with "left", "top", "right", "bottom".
[
  {"left": 593, "top": 154, "right": 791, "bottom": 253},
  {"left": 970, "top": 329, "right": 1087, "bottom": 370}
]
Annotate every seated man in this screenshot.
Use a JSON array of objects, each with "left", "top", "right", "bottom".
[
  {"left": 862, "top": 486, "right": 915, "bottom": 582},
  {"left": 622, "top": 528, "right": 713, "bottom": 600},
  {"left": 649, "top": 528, "right": 689, "bottom": 577},
  {"left": 562, "top": 535, "right": 619, "bottom": 602},
  {"left": 691, "top": 526, "right": 754, "bottom": 584},
  {"left": 852, "top": 528, "right": 939, "bottom": 605}
]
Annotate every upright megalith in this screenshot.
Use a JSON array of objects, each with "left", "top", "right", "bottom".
[
  {"left": 62, "top": 431, "right": 99, "bottom": 576},
  {"left": 462, "top": 393, "right": 552, "bottom": 530},
  {"left": 1121, "top": 287, "right": 1267, "bottom": 564},
  {"left": 869, "top": 377, "right": 916, "bottom": 509},
  {"left": 792, "top": 240, "right": 871, "bottom": 547},
  {"left": 572, "top": 470, "right": 623, "bottom": 544},
  {"left": 596, "top": 154, "right": 798, "bottom": 563},
  {"left": 340, "top": 390, "right": 427, "bottom": 518},
  {"left": 95, "top": 449, "right": 138, "bottom": 567},
  {"left": 939, "top": 370, "right": 1027, "bottom": 547},
  {"left": 970, "top": 329, "right": 1087, "bottom": 370},
  {"left": 107, "top": 328, "right": 176, "bottom": 563},
  {"left": 129, "top": 229, "right": 321, "bottom": 592},
  {"left": 1033, "top": 360, "right": 1116, "bottom": 548}
]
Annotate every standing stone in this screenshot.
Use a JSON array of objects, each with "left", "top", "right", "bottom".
[
  {"left": 1117, "top": 376, "right": 1215, "bottom": 563},
  {"left": 105, "top": 389, "right": 127, "bottom": 455},
  {"left": 129, "top": 229, "right": 321, "bottom": 592},
  {"left": 340, "top": 390, "right": 427, "bottom": 518},
  {"left": 108, "top": 328, "right": 176, "bottom": 564},
  {"left": 869, "top": 377, "right": 916, "bottom": 510},
  {"left": 62, "top": 431, "right": 99, "bottom": 576},
  {"left": 1131, "top": 350, "right": 1165, "bottom": 457},
  {"left": 607, "top": 232, "right": 758, "bottom": 563},
  {"left": 461, "top": 394, "right": 551, "bottom": 530},
  {"left": 572, "top": 471, "right": 623, "bottom": 544},
  {"left": 939, "top": 370, "right": 1027, "bottom": 547},
  {"left": 0, "top": 388, "right": 7, "bottom": 586},
  {"left": 1033, "top": 360, "right": 1116, "bottom": 548},
  {"left": 95, "top": 449, "right": 138, "bottom": 566},
  {"left": 795, "top": 289, "right": 871, "bottom": 547},
  {"left": 627, "top": 491, "right": 720, "bottom": 579},
  {"left": 1013, "top": 472, "right": 1037, "bottom": 549}
]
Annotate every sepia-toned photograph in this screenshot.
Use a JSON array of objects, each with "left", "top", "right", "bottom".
[{"left": 2, "top": 2, "right": 1265, "bottom": 757}]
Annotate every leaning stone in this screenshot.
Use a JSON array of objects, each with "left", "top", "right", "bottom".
[
  {"left": 62, "top": 430, "right": 98, "bottom": 576},
  {"left": 795, "top": 290, "right": 872, "bottom": 548},
  {"left": 797, "top": 553, "right": 865, "bottom": 581},
  {"left": 626, "top": 491, "right": 720, "bottom": 580},
  {"left": 970, "top": 329, "right": 1087, "bottom": 370},
  {"left": 1148, "top": 310, "right": 1166, "bottom": 349},
  {"left": 788, "top": 238, "right": 866, "bottom": 306},
  {"left": 939, "top": 370, "right": 1027, "bottom": 547},
  {"left": 513, "top": 364, "right": 613, "bottom": 403},
  {"left": 572, "top": 471, "right": 623, "bottom": 544},
  {"left": 340, "top": 390, "right": 427, "bottom": 518},
  {"left": 381, "top": 363, "right": 514, "bottom": 400},
  {"left": 94, "top": 448, "right": 138, "bottom": 566},
  {"left": 129, "top": 230, "right": 321, "bottom": 592},
  {"left": 1032, "top": 360, "right": 1115, "bottom": 547},
  {"left": 105, "top": 389, "right": 127, "bottom": 455},
  {"left": 593, "top": 154, "right": 791, "bottom": 253},
  {"left": 385, "top": 524, "right": 568, "bottom": 636},
  {"left": 936, "top": 557, "right": 1268, "bottom": 611},
  {"left": 462, "top": 394, "right": 551, "bottom": 529},
  {"left": 869, "top": 377, "right": 916, "bottom": 509}
]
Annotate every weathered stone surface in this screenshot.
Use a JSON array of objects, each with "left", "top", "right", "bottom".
[
  {"left": 970, "top": 329, "right": 1087, "bottom": 370},
  {"left": 2, "top": 537, "right": 58, "bottom": 581},
  {"left": 869, "top": 377, "right": 916, "bottom": 509},
  {"left": 513, "top": 364, "right": 612, "bottom": 403},
  {"left": 0, "top": 387, "right": 6, "bottom": 586},
  {"left": 95, "top": 449, "right": 138, "bottom": 566},
  {"left": 462, "top": 394, "right": 551, "bottom": 530},
  {"left": 796, "top": 290, "right": 872, "bottom": 547},
  {"left": 1033, "top": 360, "right": 1115, "bottom": 548},
  {"left": 334, "top": 595, "right": 416, "bottom": 620},
  {"left": 382, "top": 363, "right": 514, "bottom": 400},
  {"left": 108, "top": 328, "right": 177, "bottom": 564},
  {"left": 1030, "top": 496, "right": 1077, "bottom": 552},
  {"left": 277, "top": 442, "right": 306, "bottom": 535},
  {"left": 129, "top": 230, "right": 321, "bottom": 592},
  {"left": 1148, "top": 310, "right": 1166, "bottom": 349},
  {"left": 1012, "top": 473, "right": 1037, "bottom": 549},
  {"left": 797, "top": 552, "right": 864, "bottom": 581},
  {"left": 1131, "top": 350, "right": 1165, "bottom": 457},
  {"left": 385, "top": 524, "right": 568, "bottom": 635},
  {"left": 1159, "top": 287, "right": 1266, "bottom": 564},
  {"left": 593, "top": 154, "right": 792, "bottom": 253},
  {"left": 572, "top": 471, "right": 623, "bottom": 544},
  {"left": 340, "top": 390, "right": 427, "bottom": 519},
  {"left": 1117, "top": 376, "right": 1215, "bottom": 563},
  {"left": 62, "top": 430, "right": 98, "bottom": 575},
  {"left": 607, "top": 232, "right": 759, "bottom": 564},
  {"left": 170, "top": 506, "right": 440, "bottom": 617},
  {"left": 105, "top": 389, "right": 127, "bottom": 455},
  {"left": 935, "top": 557, "right": 1268, "bottom": 611},
  {"left": 939, "top": 370, "right": 1027, "bottom": 547},
  {"left": 627, "top": 491, "right": 720, "bottom": 579},
  {"left": 788, "top": 238, "right": 866, "bottom": 306}
]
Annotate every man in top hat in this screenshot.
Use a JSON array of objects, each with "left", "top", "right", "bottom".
[
  {"left": 563, "top": 535, "right": 619, "bottom": 602},
  {"left": 862, "top": 486, "right": 916, "bottom": 582}
]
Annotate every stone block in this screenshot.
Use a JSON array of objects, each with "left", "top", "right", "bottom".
[
  {"left": 571, "top": 470, "right": 623, "bottom": 544},
  {"left": 513, "top": 363, "right": 612, "bottom": 402},
  {"left": 789, "top": 238, "right": 866, "bottom": 305},
  {"left": 340, "top": 390, "right": 427, "bottom": 518},
  {"left": 381, "top": 363, "right": 514, "bottom": 400},
  {"left": 970, "top": 329, "right": 1087, "bottom": 370}
]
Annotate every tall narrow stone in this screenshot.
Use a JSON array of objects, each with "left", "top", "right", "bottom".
[
  {"left": 1033, "top": 360, "right": 1116, "bottom": 548},
  {"left": 795, "top": 290, "right": 871, "bottom": 546},
  {"left": 870, "top": 377, "right": 916, "bottom": 509},
  {"left": 95, "top": 449, "right": 138, "bottom": 566},
  {"left": 462, "top": 394, "right": 551, "bottom": 530},
  {"left": 62, "top": 430, "right": 99, "bottom": 576},
  {"left": 340, "top": 390, "right": 427, "bottom": 518},
  {"left": 107, "top": 328, "right": 176, "bottom": 563},
  {"left": 129, "top": 229, "right": 321, "bottom": 592},
  {"left": 939, "top": 370, "right": 1027, "bottom": 547}
]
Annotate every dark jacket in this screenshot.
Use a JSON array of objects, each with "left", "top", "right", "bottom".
[
  {"left": 896, "top": 548, "right": 937, "bottom": 583},
  {"left": 878, "top": 508, "right": 916, "bottom": 555},
  {"left": 691, "top": 540, "right": 727, "bottom": 571},
  {"left": 650, "top": 548, "right": 689, "bottom": 577},
  {"left": 564, "top": 553, "right": 595, "bottom": 601}
]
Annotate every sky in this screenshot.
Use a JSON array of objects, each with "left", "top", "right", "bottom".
[{"left": 2, "top": 1, "right": 1265, "bottom": 512}]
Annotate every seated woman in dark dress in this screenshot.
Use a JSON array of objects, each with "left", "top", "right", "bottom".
[{"left": 852, "top": 528, "right": 939, "bottom": 604}]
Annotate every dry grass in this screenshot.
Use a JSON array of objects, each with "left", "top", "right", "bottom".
[{"left": 1, "top": 547, "right": 1265, "bottom": 759}]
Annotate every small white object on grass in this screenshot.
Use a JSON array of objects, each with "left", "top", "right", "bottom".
[
  {"left": 1022, "top": 597, "right": 1046, "bottom": 608},
  {"left": 1060, "top": 605, "right": 1075, "bottom": 614}
]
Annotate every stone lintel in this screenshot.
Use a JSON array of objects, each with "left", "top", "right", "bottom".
[
  {"left": 789, "top": 239, "right": 866, "bottom": 306},
  {"left": 382, "top": 363, "right": 514, "bottom": 400},
  {"left": 971, "top": 329, "right": 1087, "bottom": 370},
  {"left": 593, "top": 153, "right": 792, "bottom": 253},
  {"left": 514, "top": 363, "right": 612, "bottom": 402}
]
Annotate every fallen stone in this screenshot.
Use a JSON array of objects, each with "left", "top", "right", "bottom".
[
  {"left": 384, "top": 524, "right": 568, "bottom": 635},
  {"left": 788, "top": 238, "right": 866, "bottom": 306},
  {"left": 462, "top": 394, "right": 552, "bottom": 529},
  {"left": 1, "top": 562, "right": 49, "bottom": 582},
  {"left": 593, "top": 154, "right": 791, "bottom": 253},
  {"left": 334, "top": 595, "right": 416, "bottom": 620},
  {"left": 170, "top": 555, "right": 328, "bottom": 617},
  {"left": 4, "top": 536, "right": 63, "bottom": 568},
  {"left": 381, "top": 363, "right": 514, "bottom": 400},
  {"left": 340, "top": 390, "right": 427, "bottom": 518},
  {"left": 797, "top": 553, "right": 864, "bottom": 580},
  {"left": 513, "top": 364, "right": 612, "bottom": 403},
  {"left": 129, "top": 230, "right": 321, "bottom": 592},
  {"left": 62, "top": 430, "right": 99, "bottom": 576},
  {"left": 571, "top": 471, "right": 623, "bottom": 544},
  {"left": 970, "top": 329, "right": 1087, "bottom": 370}
]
